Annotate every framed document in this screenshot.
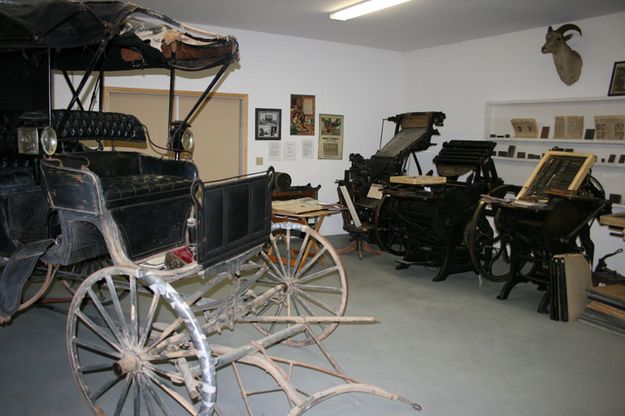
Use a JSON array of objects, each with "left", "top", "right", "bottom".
[{"left": 318, "top": 113, "right": 344, "bottom": 159}]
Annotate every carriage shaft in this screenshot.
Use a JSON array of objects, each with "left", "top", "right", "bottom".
[
  {"left": 215, "top": 324, "right": 307, "bottom": 368},
  {"left": 237, "top": 316, "right": 377, "bottom": 323}
]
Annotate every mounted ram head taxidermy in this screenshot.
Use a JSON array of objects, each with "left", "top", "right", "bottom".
[{"left": 541, "top": 24, "right": 583, "bottom": 85}]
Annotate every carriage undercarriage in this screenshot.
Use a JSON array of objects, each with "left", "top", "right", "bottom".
[{"left": 60, "top": 222, "right": 419, "bottom": 415}]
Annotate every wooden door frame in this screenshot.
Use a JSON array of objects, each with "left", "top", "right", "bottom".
[{"left": 103, "top": 86, "right": 249, "bottom": 174}]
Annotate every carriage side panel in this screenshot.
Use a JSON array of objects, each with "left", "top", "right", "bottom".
[{"left": 197, "top": 173, "right": 272, "bottom": 267}]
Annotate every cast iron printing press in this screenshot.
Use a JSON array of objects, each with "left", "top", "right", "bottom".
[{"left": 338, "top": 111, "right": 504, "bottom": 281}]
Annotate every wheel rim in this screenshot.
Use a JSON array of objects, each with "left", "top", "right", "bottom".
[
  {"left": 67, "top": 266, "right": 215, "bottom": 415},
  {"left": 253, "top": 222, "right": 348, "bottom": 347},
  {"left": 466, "top": 191, "right": 516, "bottom": 283},
  {"left": 18, "top": 262, "right": 57, "bottom": 312},
  {"left": 374, "top": 195, "right": 407, "bottom": 256}
]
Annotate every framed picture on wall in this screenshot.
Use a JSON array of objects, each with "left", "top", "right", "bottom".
[
  {"left": 290, "top": 94, "right": 315, "bottom": 135},
  {"left": 608, "top": 61, "right": 625, "bottom": 96},
  {"left": 255, "top": 108, "right": 281, "bottom": 140},
  {"left": 318, "top": 113, "right": 344, "bottom": 159}
]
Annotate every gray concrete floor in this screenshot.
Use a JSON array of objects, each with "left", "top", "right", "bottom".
[{"left": 1, "top": 234, "right": 625, "bottom": 415}]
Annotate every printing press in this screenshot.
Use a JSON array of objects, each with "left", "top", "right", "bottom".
[
  {"left": 375, "top": 140, "right": 503, "bottom": 281},
  {"left": 465, "top": 151, "right": 611, "bottom": 313},
  {"left": 338, "top": 111, "right": 446, "bottom": 223},
  {"left": 338, "top": 111, "right": 507, "bottom": 280}
]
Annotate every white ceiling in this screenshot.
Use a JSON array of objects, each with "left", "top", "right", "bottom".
[{"left": 138, "top": 0, "right": 625, "bottom": 52}]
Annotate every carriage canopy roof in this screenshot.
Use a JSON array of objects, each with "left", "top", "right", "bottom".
[{"left": 0, "top": 0, "right": 239, "bottom": 71}]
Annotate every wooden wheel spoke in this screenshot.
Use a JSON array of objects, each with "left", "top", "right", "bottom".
[
  {"left": 87, "top": 287, "right": 126, "bottom": 347},
  {"left": 129, "top": 274, "right": 139, "bottom": 344},
  {"left": 254, "top": 297, "right": 278, "bottom": 318},
  {"left": 294, "top": 287, "right": 338, "bottom": 316},
  {"left": 75, "top": 310, "right": 122, "bottom": 353},
  {"left": 139, "top": 293, "right": 160, "bottom": 347},
  {"left": 294, "top": 283, "right": 342, "bottom": 294},
  {"left": 261, "top": 250, "right": 285, "bottom": 279},
  {"left": 146, "top": 368, "right": 198, "bottom": 415},
  {"left": 90, "top": 374, "right": 122, "bottom": 401},
  {"left": 147, "top": 318, "right": 184, "bottom": 352},
  {"left": 105, "top": 275, "right": 131, "bottom": 343},
  {"left": 73, "top": 337, "right": 121, "bottom": 360},
  {"left": 142, "top": 373, "right": 175, "bottom": 416},
  {"left": 140, "top": 374, "right": 158, "bottom": 416},
  {"left": 113, "top": 375, "right": 132, "bottom": 416},
  {"left": 269, "top": 233, "right": 288, "bottom": 277},
  {"left": 292, "top": 232, "right": 311, "bottom": 272},
  {"left": 295, "top": 247, "right": 327, "bottom": 278},
  {"left": 292, "top": 294, "right": 314, "bottom": 317},
  {"left": 78, "top": 363, "right": 114, "bottom": 374},
  {"left": 286, "top": 228, "right": 292, "bottom": 277},
  {"left": 254, "top": 279, "right": 281, "bottom": 286},
  {"left": 268, "top": 301, "right": 285, "bottom": 334},
  {"left": 133, "top": 375, "right": 141, "bottom": 415},
  {"left": 294, "top": 296, "right": 328, "bottom": 334},
  {"left": 144, "top": 362, "right": 185, "bottom": 384},
  {"left": 296, "top": 265, "right": 338, "bottom": 285}
]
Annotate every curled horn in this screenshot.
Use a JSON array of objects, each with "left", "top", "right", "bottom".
[{"left": 554, "top": 24, "right": 582, "bottom": 36}]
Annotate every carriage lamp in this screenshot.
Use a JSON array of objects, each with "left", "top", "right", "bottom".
[
  {"left": 17, "top": 112, "right": 57, "bottom": 155},
  {"left": 17, "top": 127, "right": 39, "bottom": 155},
  {"left": 181, "top": 127, "right": 194, "bottom": 152},
  {"left": 169, "top": 120, "right": 194, "bottom": 153},
  {"left": 40, "top": 126, "right": 58, "bottom": 155}
]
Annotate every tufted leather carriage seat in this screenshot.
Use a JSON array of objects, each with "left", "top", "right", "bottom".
[
  {"left": 51, "top": 110, "right": 146, "bottom": 142},
  {"left": 100, "top": 174, "right": 194, "bottom": 208},
  {"left": 56, "top": 151, "right": 196, "bottom": 209}
]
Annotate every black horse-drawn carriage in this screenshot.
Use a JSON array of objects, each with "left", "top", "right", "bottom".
[{"left": 0, "top": 2, "right": 420, "bottom": 414}]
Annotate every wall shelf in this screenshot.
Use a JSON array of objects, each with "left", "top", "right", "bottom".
[
  {"left": 485, "top": 96, "right": 625, "bottom": 220},
  {"left": 493, "top": 156, "right": 625, "bottom": 169},
  {"left": 485, "top": 96, "right": 625, "bottom": 141},
  {"left": 489, "top": 137, "right": 624, "bottom": 146}
]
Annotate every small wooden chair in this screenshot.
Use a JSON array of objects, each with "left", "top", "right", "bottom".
[{"left": 336, "top": 185, "right": 382, "bottom": 259}]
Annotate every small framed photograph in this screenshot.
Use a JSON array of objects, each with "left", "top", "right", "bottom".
[
  {"left": 255, "top": 108, "right": 281, "bottom": 140},
  {"left": 608, "top": 61, "right": 625, "bottom": 96}
]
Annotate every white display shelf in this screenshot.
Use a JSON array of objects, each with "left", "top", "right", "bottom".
[
  {"left": 492, "top": 156, "right": 625, "bottom": 169},
  {"left": 485, "top": 96, "right": 625, "bottom": 141},
  {"left": 489, "top": 137, "right": 624, "bottom": 145},
  {"left": 484, "top": 97, "right": 625, "bottom": 216}
]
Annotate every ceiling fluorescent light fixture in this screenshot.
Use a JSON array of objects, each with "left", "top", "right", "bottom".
[{"left": 330, "top": 0, "right": 412, "bottom": 21}]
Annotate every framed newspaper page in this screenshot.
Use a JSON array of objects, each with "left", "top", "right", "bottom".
[{"left": 318, "top": 113, "right": 343, "bottom": 160}]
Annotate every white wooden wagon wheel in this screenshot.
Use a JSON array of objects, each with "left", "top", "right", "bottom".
[
  {"left": 253, "top": 222, "right": 348, "bottom": 347},
  {"left": 66, "top": 266, "right": 215, "bottom": 415}
]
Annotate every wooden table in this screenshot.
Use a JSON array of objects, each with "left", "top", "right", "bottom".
[
  {"left": 272, "top": 207, "right": 343, "bottom": 233},
  {"left": 599, "top": 211, "right": 625, "bottom": 240},
  {"left": 272, "top": 207, "right": 343, "bottom": 267}
]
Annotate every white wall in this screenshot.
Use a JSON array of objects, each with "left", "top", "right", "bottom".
[
  {"left": 53, "top": 11, "right": 625, "bottom": 266},
  {"left": 402, "top": 11, "right": 625, "bottom": 272}
]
